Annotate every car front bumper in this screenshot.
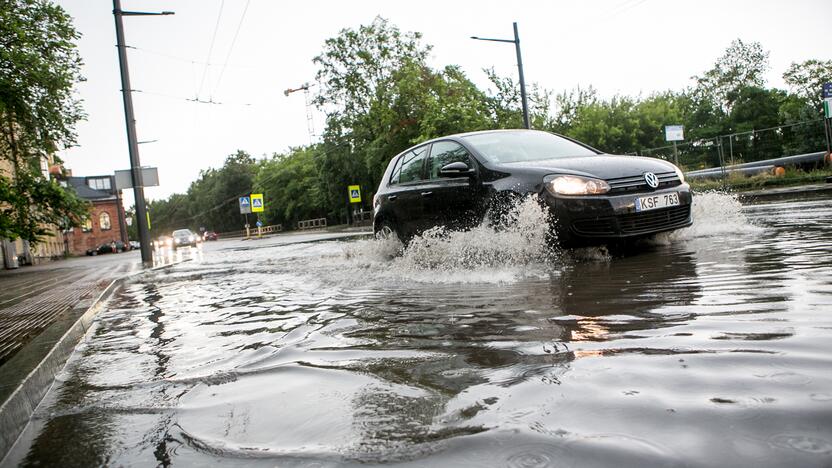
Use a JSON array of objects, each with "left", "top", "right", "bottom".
[{"left": 542, "top": 183, "right": 693, "bottom": 244}]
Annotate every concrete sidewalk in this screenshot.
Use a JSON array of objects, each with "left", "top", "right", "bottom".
[
  {"left": 0, "top": 253, "right": 142, "bottom": 407},
  {"left": 0, "top": 253, "right": 141, "bottom": 366}
]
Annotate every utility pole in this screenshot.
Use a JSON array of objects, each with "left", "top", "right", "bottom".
[
  {"left": 284, "top": 83, "right": 316, "bottom": 144},
  {"left": 112, "top": 0, "right": 173, "bottom": 265},
  {"left": 471, "top": 22, "right": 531, "bottom": 129}
]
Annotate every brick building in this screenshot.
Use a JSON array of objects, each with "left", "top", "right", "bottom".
[{"left": 64, "top": 175, "right": 129, "bottom": 256}]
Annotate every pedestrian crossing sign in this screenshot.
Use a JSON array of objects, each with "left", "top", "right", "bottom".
[
  {"left": 239, "top": 196, "right": 251, "bottom": 214},
  {"left": 251, "top": 193, "right": 264, "bottom": 212},
  {"left": 348, "top": 185, "right": 361, "bottom": 203}
]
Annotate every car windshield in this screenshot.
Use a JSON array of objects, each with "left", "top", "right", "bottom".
[
  {"left": 462, "top": 131, "right": 598, "bottom": 163},
  {"left": 172, "top": 229, "right": 192, "bottom": 237}
]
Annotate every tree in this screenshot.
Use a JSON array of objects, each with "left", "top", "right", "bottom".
[
  {"left": 0, "top": 0, "right": 88, "bottom": 242},
  {"left": 483, "top": 68, "right": 553, "bottom": 130},
  {"left": 783, "top": 59, "right": 832, "bottom": 110},
  {"left": 186, "top": 150, "right": 256, "bottom": 233},
  {"left": 691, "top": 39, "right": 770, "bottom": 114},
  {"left": 253, "top": 146, "right": 327, "bottom": 227}
]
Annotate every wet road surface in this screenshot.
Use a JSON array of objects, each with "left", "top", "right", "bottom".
[{"left": 3, "top": 193, "right": 831, "bottom": 467}]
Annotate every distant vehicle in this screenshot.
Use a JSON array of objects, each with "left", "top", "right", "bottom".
[
  {"left": 373, "top": 129, "right": 692, "bottom": 246},
  {"left": 129, "top": 240, "right": 140, "bottom": 250},
  {"left": 154, "top": 236, "right": 172, "bottom": 249},
  {"left": 171, "top": 229, "right": 200, "bottom": 248},
  {"left": 86, "top": 241, "right": 127, "bottom": 256},
  {"left": 203, "top": 231, "right": 218, "bottom": 241}
]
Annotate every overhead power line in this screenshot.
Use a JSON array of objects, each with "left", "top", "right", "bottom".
[
  {"left": 197, "top": 0, "right": 225, "bottom": 99},
  {"left": 211, "top": 0, "right": 251, "bottom": 97},
  {"left": 133, "top": 89, "right": 255, "bottom": 107}
]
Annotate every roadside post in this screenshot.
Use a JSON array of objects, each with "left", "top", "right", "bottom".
[
  {"left": 823, "top": 83, "right": 832, "bottom": 155},
  {"left": 112, "top": 1, "right": 173, "bottom": 265},
  {"left": 665, "top": 125, "right": 684, "bottom": 167},
  {"left": 256, "top": 219, "right": 263, "bottom": 238},
  {"left": 239, "top": 196, "right": 251, "bottom": 239},
  {"left": 251, "top": 194, "right": 264, "bottom": 238},
  {"left": 348, "top": 185, "right": 361, "bottom": 226}
]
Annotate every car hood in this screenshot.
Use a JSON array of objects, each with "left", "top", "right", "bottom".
[{"left": 496, "top": 154, "right": 677, "bottom": 180}]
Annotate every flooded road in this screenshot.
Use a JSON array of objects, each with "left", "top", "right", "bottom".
[{"left": 4, "top": 193, "right": 832, "bottom": 467}]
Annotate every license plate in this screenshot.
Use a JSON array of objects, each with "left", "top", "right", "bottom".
[{"left": 635, "top": 192, "right": 680, "bottom": 212}]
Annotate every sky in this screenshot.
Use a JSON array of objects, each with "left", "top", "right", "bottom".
[{"left": 55, "top": 0, "right": 831, "bottom": 206}]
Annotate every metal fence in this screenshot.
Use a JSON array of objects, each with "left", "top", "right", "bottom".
[
  {"left": 297, "top": 218, "right": 327, "bottom": 230},
  {"left": 218, "top": 224, "right": 282, "bottom": 238},
  {"left": 633, "top": 119, "right": 828, "bottom": 172}
]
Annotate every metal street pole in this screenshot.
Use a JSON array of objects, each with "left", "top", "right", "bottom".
[
  {"left": 471, "top": 22, "right": 531, "bottom": 129},
  {"left": 512, "top": 23, "right": 530, "bottom": 130},
  {"left": 112, "top": 0, "right": 173, "bottom": 265}
]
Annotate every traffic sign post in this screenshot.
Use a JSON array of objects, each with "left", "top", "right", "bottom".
[
  {"left": 665, "top": 125, "right": 684, "bottom": 166},
  {"left": 239, "top": 196, "right": 251, "bottom": 214},
  {"left": 239, "top": 196, "right": 251, "bottom": 239},
  {"left": 348, "top": 185, "right": 361, "bottom": 203},
  {"left": 251, "top": 193, "right": 264, "bottom": 213},
  {"left": 824, "top": 83, "right": 832, "bottom": 154}
]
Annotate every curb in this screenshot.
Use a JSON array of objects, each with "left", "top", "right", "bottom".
[
  {"left": 736, "top": 183, "right": 832, "bottom": 202},
  {"left": 0, "top": 260, "right": 184, "bottom": 462}
]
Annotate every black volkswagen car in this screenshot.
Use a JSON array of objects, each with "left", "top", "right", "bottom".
[{"left": 372, "top": 129, "right": 692, "bottom": 246}]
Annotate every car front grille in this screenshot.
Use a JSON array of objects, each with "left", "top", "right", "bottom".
[
  {"left": 606, "top": 171, "right": 680, "bottom": 194},
  {"left": 618, "top": 205, "right": 691, "bottom": 234},
  {"left": 570, "top": 205, "right": 691, "bottom": 237},
  {"left": 572, "top": 218, "right": 616, "bottom": 236}
]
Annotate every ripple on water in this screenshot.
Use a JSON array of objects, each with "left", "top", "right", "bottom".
[{"left": 6, "top": 196, "right": 832, "bottom": 468}]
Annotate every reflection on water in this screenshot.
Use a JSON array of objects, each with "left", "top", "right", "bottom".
[{"left": 4, "top": 195, "right": 832, "bottom": 467}]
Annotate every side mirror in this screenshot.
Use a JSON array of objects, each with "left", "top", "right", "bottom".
[{"left": 439, "top": 161, "right": 474, "bottom": 178}]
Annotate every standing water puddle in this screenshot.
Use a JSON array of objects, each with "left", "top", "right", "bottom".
[{"left": 3, "top": 193, "right": 832, "bottom": 467}]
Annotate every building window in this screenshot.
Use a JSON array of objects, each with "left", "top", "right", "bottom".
[
  {"left": 99, "top": 212, "right": 111, "bottom": 231},
  {"left": 87, "top": 177, "right": 111, "bottom": 191},
  {"left": 82, "top": 218, "right": 93, "bottom": 232}
]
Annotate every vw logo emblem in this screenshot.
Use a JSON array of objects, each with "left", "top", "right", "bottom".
[{"left": 644, "top": 172, "right": 659, "bottom": 189}]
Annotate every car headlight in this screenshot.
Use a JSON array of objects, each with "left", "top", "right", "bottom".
[
  {"left": 189, "top": 235, "right": 195, "bottom": 242},
  {"left": 166, "top": 239, "right": 173, "bottom": 246},
  {"left": 545, "top": 175, "right": 610, "bottom": 195},
  {"left": 674, "top": 166, "right": 686, "bottom": 183}
]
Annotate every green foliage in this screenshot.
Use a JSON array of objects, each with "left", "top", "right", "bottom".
[
  {"left": 782, "top": 59, "right": 832, "bottom": 110},
  {"left": 0, "top": 0, "right": 89, "bottom": 243},
  {"left": 691, "top": 39, "right": 769, "bottom": 114},
  {"left": 253, "top": 146, "right": 327, "bottom": 226}
]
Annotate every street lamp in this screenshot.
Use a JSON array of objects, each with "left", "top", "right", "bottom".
[
  {"left": 471, "top": 22, "right": 531, "bottom": 129},
  {"left": 112, "top": 0, "right": 173, "bottom": 265}
]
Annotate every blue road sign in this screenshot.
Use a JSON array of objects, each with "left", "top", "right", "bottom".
[
  {"left": 239, "top": 196, "right": 251, "bottom": 214},
  {"left": 256, "top": 220, "right": 263, "bottom": 227},
  {"left": 824, "top": 83, "right": 832, "bottom": 99}
]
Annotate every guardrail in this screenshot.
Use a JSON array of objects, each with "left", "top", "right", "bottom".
[
  {"left": 217, "top": 224, "right": 282, "bottom": 238},
  {"left": 297, "top": 218, "right": 327, "bottom": 230},
  {"left": 352, "top": 210, "right": 373, "bottom": 227},
  {"left": 686, "top": 151, "right": 828, "bottom": 180}
]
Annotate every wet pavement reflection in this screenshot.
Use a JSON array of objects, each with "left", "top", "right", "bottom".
[{"left": 3, "top": 194, "right": 832, "bottom": 467}]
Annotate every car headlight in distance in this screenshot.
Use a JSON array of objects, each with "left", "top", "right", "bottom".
[
  {"left": 189, "top": 235, "right": 195, "bottom": 242},
  {"left": 545, "top": 175, "right": 610, "bottom": 195}
]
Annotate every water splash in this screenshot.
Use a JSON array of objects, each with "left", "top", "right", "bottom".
[
  {"left": 341, "top": 196, "right": 556, "bottom": 283},
  {"left": 652, "top": 190, "right": 762, "bottom": 244}
]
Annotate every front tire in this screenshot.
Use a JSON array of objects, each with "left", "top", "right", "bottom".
[{"left": 375, "top": 220, "right": 404, "bottom": 243}]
